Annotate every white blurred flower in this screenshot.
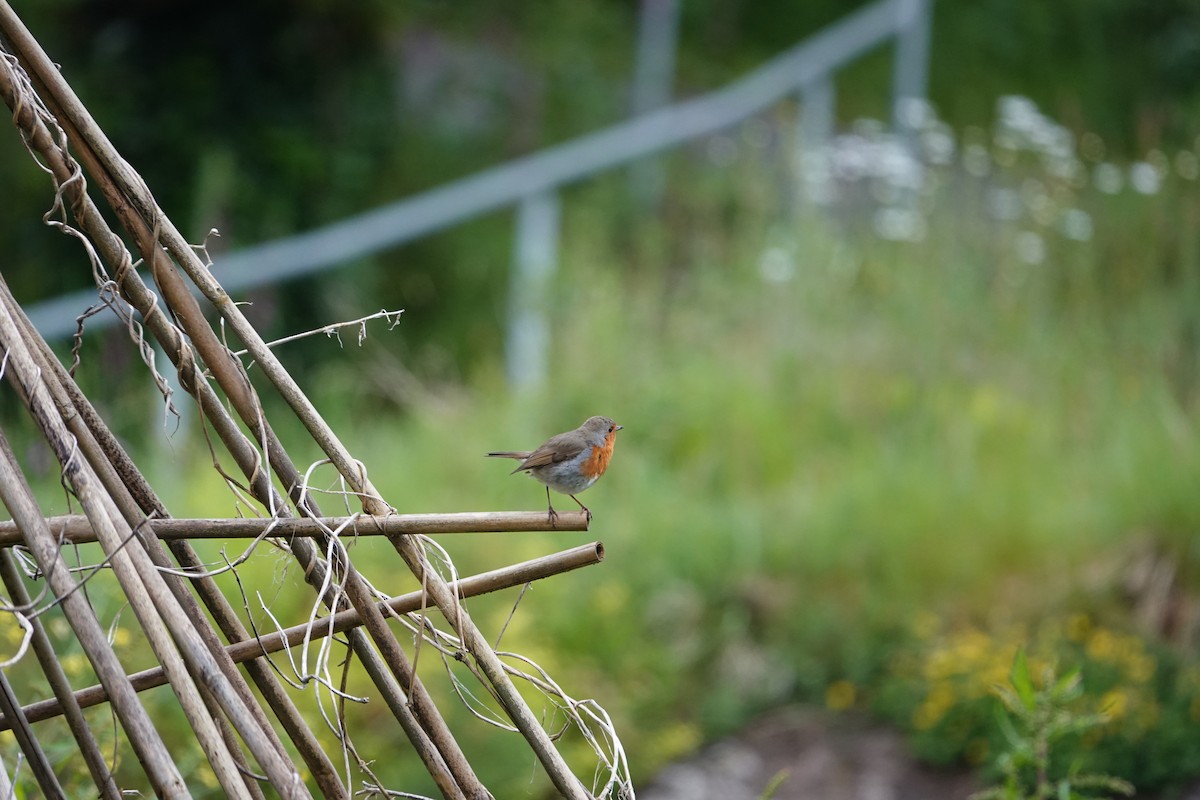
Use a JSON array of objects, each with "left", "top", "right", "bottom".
[
  {"left": 830, "top": 135, "right": 872, "bottom": 181},
  {"left": 825, "top": 131, "right": 925, "bottom": 192},
  {"left": 875, "top": 138, "right": 924, "bottom": 191},
  {"left": 758, "top": 247, "right": 795, "bottom": 284},
  {"left": 994, "top": 96, "right": 1078, "bottom": 171},
  {"left": 921, "top": 123, "right": 956, "bottom": 165},
  {"left": 897, "top": 96, "right": 936, "bottom": 131},
  {"left": 1034, "top": 124, "right": 1074, "bottom": 163},
  {"left": 1059, "top": 208, "right": 1093, "bottom": 241},
  {"left": 997, "top": 96, "right": 1041, "bottom": 133},
  {"left": 1130, "top": 161, "right": 1162, "bottom": 194}
]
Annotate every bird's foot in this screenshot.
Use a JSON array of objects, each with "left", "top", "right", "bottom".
[{"left": 569, "top": 496, "right": 592, "bottom": 523}]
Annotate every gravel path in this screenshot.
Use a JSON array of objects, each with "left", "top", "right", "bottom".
[{"left": 637, "top": 707, "right": 980, "bottom": 800}]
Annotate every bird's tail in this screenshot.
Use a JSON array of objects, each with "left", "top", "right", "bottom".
[{"left": 486, "top": 451, "right": 532, "bottom": 460}]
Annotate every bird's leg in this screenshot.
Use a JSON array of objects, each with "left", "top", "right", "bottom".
[
  {"left": 569, "top": 494, "right": 592, "bottom": 522},
  {"left": 545, "top": 486, "right": 559, "bottom": 529}
]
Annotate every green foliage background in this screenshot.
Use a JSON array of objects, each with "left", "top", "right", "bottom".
[{"left": 0, "top": 1, "right": 1199, "bottom": 798}]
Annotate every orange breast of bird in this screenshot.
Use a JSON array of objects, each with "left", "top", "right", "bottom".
[{"left": 580, "top": 431, "right": 617, "bottom": 480}]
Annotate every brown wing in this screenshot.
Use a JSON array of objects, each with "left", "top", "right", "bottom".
[{"left": 510, "top": 430, "right": 586, "bottom": 472}]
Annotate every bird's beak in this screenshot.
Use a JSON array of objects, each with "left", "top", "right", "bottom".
[{"left": 615, "top": 425, "right": 624, "bottom": 431}]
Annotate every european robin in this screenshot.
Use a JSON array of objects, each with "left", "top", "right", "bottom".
[{"left": 487, "top": 416, "right": 623, "bottom": 525}]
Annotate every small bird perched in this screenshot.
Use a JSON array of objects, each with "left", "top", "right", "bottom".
[{"left": 487, "top": 416, "right": 623, "bottom": 526}]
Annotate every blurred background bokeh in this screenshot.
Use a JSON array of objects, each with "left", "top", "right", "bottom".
[{"left": 1, "top": 0, "right": 1199, "bottom": 797}]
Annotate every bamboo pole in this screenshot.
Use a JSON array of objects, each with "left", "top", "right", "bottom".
[
  {"left": 0, "top": 16, "right": 475, "bottom": 797},
  {"left": 0, "top": 542, "right": 603, "bottom": 728},
  {"left": 0, "top": 291, "right": 265, "bottom": 800},
  {"left": 0, "top": 511, "right": 589, "bottom": 545},
  {"left": 135, "top": 237, "right": 475, "bottom": 793},
  {"left": 0, "top": 93, "right": 342, "bottom": 793},
  {"left": 4, "top": 24, "right": 584, "bottom": 789},
  {"left": 18, "top": 109, "right": 350, "bottom": 796},
  {"left": 39, "top": 92, "right": 483, "bottom": 800},
  {"left": 90, "top": 133, "right": 593, "bottom": 796},
  {"left": 1, "top": 277, "right": 282, "bottom": 800},
  {"left": 0, "top": 431, "right": 191, "bottom": 798},
  {"left": 0, "top": 661, "right": 65, "bottom": 797},
  {"left": 0, "top": 549, "right": 122, "bottom": 799},
  {"left": 51, "top": 377, "right": 348, "bottom": 800},
  {"left": 1, "top": 6, "right": 598, "bottom": 796},
  {"left": 199, "top": 221, "right": 592, "bottom": 797}
]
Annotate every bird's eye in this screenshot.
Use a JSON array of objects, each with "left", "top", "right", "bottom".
[{"left": 608, "top": 425, "right": 615, "bottom": 432}]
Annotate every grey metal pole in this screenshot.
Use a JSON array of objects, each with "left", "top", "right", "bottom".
[
  {"left": 629, "top": 0, "right": 681, "bottom": 207},
  {"left": 798, "top": 76, "right": 836, "bottom": 151},
  {"left": 892, "top": 0, "right": 932, "bottom": 140},
  {"left": 631, "top": 0, "right": 681, "bottom": 117},
  {"left": 795, "top": 75, "right": 836, "bottom": 207},
  {"left": 507, "top": 191, "right": 560, "bottom": 389}
]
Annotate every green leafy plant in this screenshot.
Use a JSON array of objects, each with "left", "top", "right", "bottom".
[{"left": 972, "top": 650, "right": 1134, "bottom": 800}]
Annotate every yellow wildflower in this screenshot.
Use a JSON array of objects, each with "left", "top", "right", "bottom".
[
  {"left": 1065, "top": 613, "right": 1091, "bottom": 642},
  {"left": 0, "top": 616, "right": 26, "bottom": 648},
  {"left": 1098, "top": 689, "right": 1129, "bottom": 721},
  {"left": 978, "top": 661, "right": 1012, "bottom": 698},
  {"left": 951, "top": 627, "right": 991, "bottom": 667},
  {"left": 825, "top": 680, "right": 856, "bottom": 711},
  {"left": 60, "top": 652, "right": 89, "bottom": 678},
  {"left": 923, "top": 647, "right": 958, "bottom": 681},
  {"left": 197, "top": 765, "right": 219, "bottom": 789},
  {"left": 913, "top": 682, "right": 955, "bottom": 731},
  {"left": 1086, "top": 628, "right": 1118, "bottom": 662},
  {"left": 110, "top": 627, "right": 132, "bottom": 649}
]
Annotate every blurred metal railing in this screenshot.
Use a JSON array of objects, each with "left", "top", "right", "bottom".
[{"left": 25, "top": 0, "right": 931, "bottom": 388}]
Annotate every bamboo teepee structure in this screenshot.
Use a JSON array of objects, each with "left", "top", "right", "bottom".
[{"left": 0, "top": 4, "right": 630, "bottom": 798}]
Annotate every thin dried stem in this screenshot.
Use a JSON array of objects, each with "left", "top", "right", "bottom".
[{"left": 231, "top": 308, "right": 404, "bottom": 359}]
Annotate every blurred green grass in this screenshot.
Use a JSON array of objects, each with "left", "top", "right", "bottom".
[
  {"left": 188, "top": 152, "right": 1195, "bottom": 794},
  {"left": 194, "top": 151, "right": 1190, "bottom": 796},
  {"left": 5, "top": 110, "right": 1199, "bottom": 796}
]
